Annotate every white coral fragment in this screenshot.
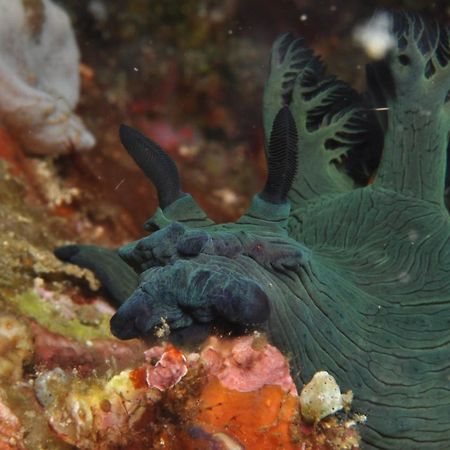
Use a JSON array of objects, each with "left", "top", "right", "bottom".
[
  {"left": 0, "top": 0, "right": 95, "bottom": 154},
  {"left": 299, "top": 371, "right": 344, "bottom": 423}
]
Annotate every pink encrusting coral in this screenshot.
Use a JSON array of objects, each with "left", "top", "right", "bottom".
[
  {"left": 130, "top": 336, "right": 297, "bottom": 394},
  {"left": 0, "top": 0, "right": 95, "bottom": 155},
  {"left": 201, "top": 335, "right": 298, "bottom": 394},
  {"left": 143, "top": 345, "right": 189, "bottom": 391}
]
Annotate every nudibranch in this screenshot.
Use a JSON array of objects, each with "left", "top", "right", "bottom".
[{"left": 56, "top": 12, "right": 450, "bottom": 449}]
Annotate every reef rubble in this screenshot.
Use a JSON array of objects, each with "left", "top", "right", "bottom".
[{"left": 33, "top": 336, "right": 362, "bottom": 450}]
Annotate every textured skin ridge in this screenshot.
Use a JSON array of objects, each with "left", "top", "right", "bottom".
[
  {"left": 285, "top": 188, "right": 450, "bottom": 448},
  {"left": 55, "top": 11, "right": 450, "bottom": 449},
  {"left": 268, "top": 250, "right": 450, "bottom": 448}
]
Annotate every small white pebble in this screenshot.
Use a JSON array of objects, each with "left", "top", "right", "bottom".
[{"left": 300, "top": 371, "right": 344, "bottom": 423}]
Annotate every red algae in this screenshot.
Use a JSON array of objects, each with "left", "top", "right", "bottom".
[{"left": 129, "top": 366, "right": 148, "bottom": 390}]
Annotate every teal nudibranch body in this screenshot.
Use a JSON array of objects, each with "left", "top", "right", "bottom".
[{"left": 55, "top": 12, "right": 450, "bottom": 450}]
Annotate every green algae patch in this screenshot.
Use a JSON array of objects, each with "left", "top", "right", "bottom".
[{"left": 7, "top": 290, "right": 112, "bottom": 342}]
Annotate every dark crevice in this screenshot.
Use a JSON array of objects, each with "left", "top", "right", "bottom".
[{"left": 398, "top": 54, "right": 410, "bottom": 66}]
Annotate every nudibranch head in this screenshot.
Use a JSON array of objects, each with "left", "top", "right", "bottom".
[{"left": 110, "top": 108, "right": 310, "bottom": 342}]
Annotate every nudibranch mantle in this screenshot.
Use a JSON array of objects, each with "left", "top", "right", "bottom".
[{"left": 56, "top": 12, "right": 450, "bottom": 450}]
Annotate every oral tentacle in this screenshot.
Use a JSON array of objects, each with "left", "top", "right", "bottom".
[{"left": 54, "top": 244, "right": 138, "bottom": 305}]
